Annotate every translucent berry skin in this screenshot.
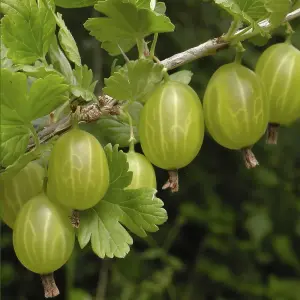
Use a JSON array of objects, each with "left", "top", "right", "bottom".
[
  {"left": 139, "top": 81, "right": 205, "bottom": 170},
  {"left": 0, "top": 161, "right": 45, "bottom": 229},
  {"left": 125, "top": 151, "right": 156, "bottom": 190},
  {"left": 47, "top": 129, "right": 109, "bottom": 210},
  {"left": 13, "top": 193, "right": 75, "bottom": 274},
  {"left": 203, "top": 62, "right": 269, "bottom": 150},
  {"left": 255, "top": 42, "right": 300, "bottom": 125}
]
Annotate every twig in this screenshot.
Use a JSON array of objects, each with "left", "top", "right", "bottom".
[
  {"left": 26, "top": 95, "right": 120, "bottom": 151},
  {"left": 161, "top": 8, "right": 300, "bottom": 70}
]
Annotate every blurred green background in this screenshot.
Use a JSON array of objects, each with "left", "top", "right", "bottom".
[{"left": 2, "top": 1, "right": 300, "bottom": 299}]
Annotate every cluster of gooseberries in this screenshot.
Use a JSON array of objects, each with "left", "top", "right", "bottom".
[{"left": 1, "top": 39, "right": 300, "bottom": 298}]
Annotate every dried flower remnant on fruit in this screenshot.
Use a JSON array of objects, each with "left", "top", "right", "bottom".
[
  {"left": 266, "top": 123, "right": 279, "bottom": 145},
  {"left": 162, "top": 170, "right": 179, "bottom": 193},
  {"left": 41, "top": 273, "right": 59, "bottom": 298},
  {"left": 242, "top": 148, "right": 259, "bottom": 169},
  {"left": 70, "top": 210, "right": 80, "bottom": 228}
]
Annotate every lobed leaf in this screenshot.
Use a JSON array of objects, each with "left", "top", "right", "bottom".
[
  {"left": 103, "top": 59, "right": 164, "bottom": 102},
  {"left": 55, "top": 13, "right": 82, "bottom": 66},
  {"left": 0, "top": 126, "right": 31, "bottom": 167},
  {"left": 0, "top": 142, "right": 54, "bottom": 181},
  {"left": 14, "top": 61, "right": 62, "bottom": 79},
  {"left": 55, "top": 0, "right": 97, "bottom": 7},
  {"left": 1, "top": 0, "right": 56, "bottom": 64},
  {"left": 0, "top": 69, "right": 69, "bottom": 166},
  {"left": 169, "top": 70, "right": 193, "bottom": 85},
  {"left": 27, "top": 75, "right": 69, "bottom": 120},
  {"left": 71, "top": 65, "right": 98, "bottom": 101},
  {"left": 77, "top": 144, "right": 168, "bottom": 258},
  {"left": 84, "top": 0, "right": 174, "bottom": 56},
  {"left": 264, "top": 0, "right": 292, "bottom": 28},
  {"left": 214, "top": 0, "right": 268, "bottom": 37},
  {"left": 48, "top": 35, "right": 76, "bottom": 85},
  {"left": 0, "top": 37, "right": 14, "bottom": 70}
]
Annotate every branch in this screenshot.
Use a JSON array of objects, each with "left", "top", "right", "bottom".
[
  {"left": 161, "top": 8, "right": 300, "bottom": 70},
  {"left": 27, "top": 8, "right": 300, "bottom": 150},
  {"left": 27, "top": 95, "right": 120, "bottom": 151}
]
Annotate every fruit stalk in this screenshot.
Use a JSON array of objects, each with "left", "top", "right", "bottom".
[
  {"left": 266, "top": 123, "right": 279, "bottom": 145},
  {"left": 162, "top": 170, "right": 179, "bottom": 193},
  {"left": 41, "top": 273, "right": 59, "bottom": 298},
  {"left": 242, "top": 148, "right": 259, "bottom": 169}
]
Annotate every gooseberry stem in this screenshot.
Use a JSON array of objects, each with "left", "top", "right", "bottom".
[
  {"left": 285, "top": 22, "right": 294, "bottom": 44},
  {"left": 41, "top": 273, "right": 59, "bottom": 298},
  {"left": 125, "top": 111, "right": 136, "bottom": 152},
  {"left": 266, "top": 123, "right": 279, "bottom": 145},
  {"left": 234, "top": 42, "right": 245, "bottom": 64},
  {"left": 71, "top": 106, "right": 80, "bottom": 129},
  {"left": 162, "top": 170, "right": 179, "bottom": 193},
  {"left": 29, "top": 124, "right": 41, "bottom": 151},
  {"left": 241, "top": 148, "right": 259, "bottom": 169},
  {"left": 150, "top": 33, "right": 159, "bottom": 58},
  {"left": 163, "top": 67, "right": 170, "bottom": 82},
  {"left": 137, "top": 38, "right": 145, "bottom": 59},
  {"left": 70, "top": 210, "right": 80, "bottom": 229},
  {"left": 224, "top": 18, "right": 240, "bottom": 41}
]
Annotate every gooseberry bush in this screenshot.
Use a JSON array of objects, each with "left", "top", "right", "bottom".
[{"left": 1, "top": 0, "right": 300, "bottom": 298}]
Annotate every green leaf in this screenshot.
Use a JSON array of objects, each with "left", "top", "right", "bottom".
[
  {"left": 272, "top": 235, "right": 300, "bottom": 270},
  {"left": 27, "top": 75, "right": 69, "bottom": 120},
  {"left": 169, "top": 70, "right": 193, "bottom": 85},
  {"left": 268, "top": 275, "right": 300, "bottom": 299},
  {"left": 55, "top": 0, "right": 97, "bottom": 8},
  {"left": 132, "top": 0, "right": 156, "bottom": 10},
  {"left": 101, "top": 39, "right": 138, "bottom": 57},
  {"left": 215, "top": 0, "right": 267, "bottom": 20},
  {"left": 71, "top": 65, "right": 97, "bottom": 101},
  {"left": 0, "top": 125, "right": 31, "bottom": 167},
  {"left": 80, "top": 101, "right": 142, "bottom": 148},
  {"left": 77, "top": 144, "right": 167, "bottom": 258},
  {"left": 84, "top": 0, "right": 174, "bottom": 56},
  {"left": 0, "top": 37, "right": 14, "bottom": 70},
  {"left": 214, "top": 0, "right": 269, "bottom": 36},
  {"left": 1, "top": 0, "right": 56, "bottom": 64},
  {"left": 103, "top": 59, "right": 164, "bottom": 102},
  {"left": 48, "top": 35, "right": 76, "bottom": 85},
  {"left": 248, "top": 34, "right": 270, "bottom": 46},
  {"left": 15, "top": 62, "right": 62, "bottom": 78},
  {"left": 264, "top": 0, "right": 292, "bottom": 28},
  {"left": 0, "top": 69, "right": 68, "bottom": 166},
  {"left": 0, "top": 142, "right": 54, "bottom": 181},
  {"left": 55, "top": 13, "right": 82, "bottom": 66}
]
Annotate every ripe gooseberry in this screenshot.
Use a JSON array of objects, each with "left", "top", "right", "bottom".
[
  {"left": 0, "top": 161, "right": 45, "bottom": 229},
  {"left": 47, "top": 128, "right": 109, "bottom": 211},
  {"left": 138, "top": 80, "right": 204, "bottom": 192},
  {"left": 13, "top": 193, "right": 75, "bottom": 298},
  {"left": 125, "top": 150, "right": 156, "bottom": 190},
  {"left": 203, "top": 62, "right": 269, "bottom": 168},
  {"left": 255, "top": 42, "right": 300, "bottom": 144}
]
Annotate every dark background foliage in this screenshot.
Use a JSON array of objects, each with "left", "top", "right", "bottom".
[{"left": 2, "top": 1, "right": 300, "bottom": 299}]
